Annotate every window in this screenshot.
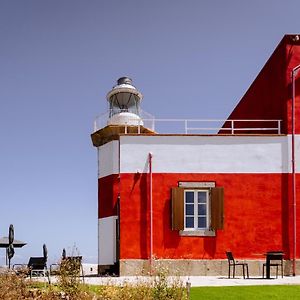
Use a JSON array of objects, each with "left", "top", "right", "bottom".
[
  {"left": 184, "top": 190, "right": 209, "bottom": 230},
  {"left": 171, "top": 184, "right": 224, "bottom": 236}
]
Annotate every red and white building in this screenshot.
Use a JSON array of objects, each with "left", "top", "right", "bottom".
[{"left": 91, "top": 35, "right": 300, "bottom": 276}]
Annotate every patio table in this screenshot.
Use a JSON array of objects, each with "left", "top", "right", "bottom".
[{"left": 264, "top": 251, "right": 284, "bottom": 279}]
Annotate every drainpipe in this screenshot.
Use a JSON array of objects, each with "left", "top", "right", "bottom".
[
  {"left": 148, "top": 152, "right": 153, "bottom": 274},
  {"left": 291, "top": 64, "right": 300, "bottom": 276}
]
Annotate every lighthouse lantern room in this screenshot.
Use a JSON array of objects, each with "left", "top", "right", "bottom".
[
  {"left": 91, "top": 77, "right": 153, "bottom": 148},
  {"left": 106, "top": 77, "right": 143, "bottom": 126}
]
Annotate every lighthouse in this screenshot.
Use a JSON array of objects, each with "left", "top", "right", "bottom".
[
  {"left": 91, "top": 77, "right": 154, "bottom": 275},
  {"left": 91, "top": 38, "right": 300, "bottom": 277}
]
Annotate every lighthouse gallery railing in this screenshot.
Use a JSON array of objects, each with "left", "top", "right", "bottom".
[{"left": 93, "top": 115, "right": 282, "bottom": 135}]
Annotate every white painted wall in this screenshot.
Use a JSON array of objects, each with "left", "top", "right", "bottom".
[
  {"left": 119, "top": 135, "right": 298, "bottom": 174},
  {"left": 294, "top": 135, "right": 300, "bottom": 173},
  {"left": 98, "top": 216, "right": 117, "bottom": 265},
  {"left": 82, "top": 263, "right": 98, "bottom": 276},
  {"left": 98, "top": 140, "right": 119, "bottom": 178}
]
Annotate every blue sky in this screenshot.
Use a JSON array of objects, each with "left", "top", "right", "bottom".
[{"left": 0, "top": 0, "right": 299, "bottom": 264}]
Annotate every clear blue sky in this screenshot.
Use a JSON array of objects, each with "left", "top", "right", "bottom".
[{"left": 0, "top": 0, "right": 299, "bottom": 265}]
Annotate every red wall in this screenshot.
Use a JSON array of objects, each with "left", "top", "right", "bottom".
[
  {"left": 118, "top": 173, "right": 300, "bottom": 260},
  {"left": 98, "top": 174, "right": 119, "bottom": 218},
  {"left": 223, "top": 35, "right": 300, "bottom": 134}
]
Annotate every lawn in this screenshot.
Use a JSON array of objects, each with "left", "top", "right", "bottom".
[{"left": 190, "top": 285, "right": 300, "bottom": 300}]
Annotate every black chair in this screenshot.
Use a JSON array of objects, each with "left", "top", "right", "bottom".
[
  {"left": 226, "top": 251, "right": 249, "bottom": 279},
  {"left": 13, "top": 257, "right": 50, "bottom": 283},
  {"left": 263, "top": 252, "right": 283, "bottom": 278}
]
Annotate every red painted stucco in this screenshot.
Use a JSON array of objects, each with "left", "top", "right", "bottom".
[
  {"left": 222, "top": 35, "right": 300, "bottom": 134},
  {"left": 98, "top": 174, "right": 119, "bottom": 218},
  {"left": 115, "top": 173, "right": 300, "bottom": 260}
]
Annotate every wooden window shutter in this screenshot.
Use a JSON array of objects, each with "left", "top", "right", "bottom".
[
  {"left": 211, "top": 187, "right": 224, "bottom": 230},
  {"left": 171, "top": 187, "right": 184, "bottom": 230}
]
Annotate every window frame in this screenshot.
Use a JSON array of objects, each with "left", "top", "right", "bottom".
[{"left": 183, "top": 189, "right": 210, "bottom": 231}]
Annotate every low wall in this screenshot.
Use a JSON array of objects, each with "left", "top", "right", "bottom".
[{"left": 119, "top": 259, "right": 298, "bottom": 277}]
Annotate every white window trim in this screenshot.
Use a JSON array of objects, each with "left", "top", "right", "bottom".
[
  {"left": 179, "top": 181, "right": 215, "bottom": 188},
  {"left": 179, "top": 229, "right": 215, "bottom": 237}
]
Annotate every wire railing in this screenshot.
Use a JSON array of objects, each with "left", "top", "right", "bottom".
[{"left": 93, "top": 115, "right": 282, "bottom": 135}]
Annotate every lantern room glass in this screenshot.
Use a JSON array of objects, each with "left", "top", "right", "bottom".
[{"left": 109, "top": 93, "right": 140, "bottom": 117}]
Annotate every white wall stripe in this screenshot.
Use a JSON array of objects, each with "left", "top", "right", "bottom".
[
  {"left": 118, "top": 135, "right": 298, "bottom": 174},
  {"left": 97, "top": 135, "right": 300, "bottom": 176},
  {"left": 98, "top": 140, "right": 119, "bottom": 178}
]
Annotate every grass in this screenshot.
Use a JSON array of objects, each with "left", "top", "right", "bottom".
[{"left": 190, "top": 285, "right": 300, "bottom": 300}]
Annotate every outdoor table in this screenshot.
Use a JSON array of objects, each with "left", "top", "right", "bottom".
[{"left": 264, "top": 251, "right": 284, "bottom": 279}]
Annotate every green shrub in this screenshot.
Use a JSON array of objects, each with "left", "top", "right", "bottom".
[
  {"left": 152, "top": 268, "right": 188, "bottom": 300},
  {"left": 58, "top": 257, "right": 81, "bottom": 293}
]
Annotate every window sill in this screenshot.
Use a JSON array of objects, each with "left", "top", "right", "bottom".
[{"left": 179, "top": 229, "right": 216, "bottom": 237}]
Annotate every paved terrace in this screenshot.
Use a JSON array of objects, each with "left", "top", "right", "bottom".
[
  {"left": 47, "top": 275, "right": 300, "bottom": 287},
  {"left": 84, "top": 275, "right": 300, "bottom": 287}
]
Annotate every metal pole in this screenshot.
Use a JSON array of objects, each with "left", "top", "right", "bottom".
[
  {"left": 186, "top": 281, "right": 191, "bottom": 299},
  {"left": 149, "top": 153, "right": 153, "bottom": 275},
  {"left": 278, "top": 120, "right": 281, "bottom": 134},
  {"left": 291, "top": 64, "right": 300, "bottom": 276}
]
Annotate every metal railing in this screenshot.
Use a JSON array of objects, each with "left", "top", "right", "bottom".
[
  {"left": 93, "top": 116, "right": 282, "bottom": 135},
  {"left": 185, "top": 119, "right": 282, "bottom": 134}
]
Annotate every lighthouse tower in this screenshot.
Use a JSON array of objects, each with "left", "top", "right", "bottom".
[{"left": 91, "top": 77, "right": 153, "bottom": 275}]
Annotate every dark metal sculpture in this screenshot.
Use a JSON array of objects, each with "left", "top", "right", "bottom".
[
  {"left": 7, "top": 224, "right": 14, "bottom": 268},
  {"left": 43, "top": 244, "right": 48, "bottom": 262},
  {"left": 62, "top": 248, "right": 66, "bottom": 260}
]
